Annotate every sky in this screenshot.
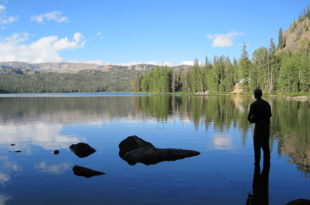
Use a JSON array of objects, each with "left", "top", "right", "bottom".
[{"left": 0, "top": 0, "right": 309, "bottom": 65}]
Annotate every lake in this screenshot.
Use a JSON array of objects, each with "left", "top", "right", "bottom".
[{"left": 0, "top": 93, "right": 309, "bottom": 205}]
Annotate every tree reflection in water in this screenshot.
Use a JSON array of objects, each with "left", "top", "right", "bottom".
[{"left": 0, "top": 95, "right": 308, "bottom": 175}]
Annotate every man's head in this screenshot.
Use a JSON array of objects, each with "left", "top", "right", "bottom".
[{"left": 254, "top": 88, "right": 262, "bottom": 99}]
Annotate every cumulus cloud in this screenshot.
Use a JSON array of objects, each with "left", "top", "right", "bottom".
[
  {"left": 0, "top": 172, "right": 10, "bottom": 184},
  {"left": 0, "top": 123, "right": 81, "bottom": 150},
  {"left": 0, "top": 157, "right": 21, "bottom": 186},
  {"left": 95, "top": 32, "right": 103, "bottom": 37},
  {"left": 68, "top": 60, "right": 195, "bottom": 67},
  {"left": 212, "top": 133, "right": 233, "bottom": 150},
  {"left": 0, "top": 4, "right": 17, "bottom": 24},
  {"left": 35, "top": 162, "right": 70, "bottom": 175},
  {"left": 207, "top": 31, "right": 243, "bottom": 47},
  {"left": 0, "top": 194, "right": 11, "bottom": 205},
  {"left": 31, "top": 11, "right": 68, "bottom": 23},
  {"left": 0, "top": 32, "right": 85, "bottom": 63},
  {"left": 70, "top": 59, "right": 106, "bottom": 65},
  {"left": 180, "top": 61, "right": 194, "bottom": 66},
  {"left": 111, "top": 61, "right": 178, "bottom": 66}
]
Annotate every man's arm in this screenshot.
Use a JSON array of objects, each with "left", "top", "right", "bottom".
[
  {"left": 248, "top": 104, "right": 255, "bottom": 123},
  {"left": 267, "top": 103, "right": 272, "bottom": 118}
]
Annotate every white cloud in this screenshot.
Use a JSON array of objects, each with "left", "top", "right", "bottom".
[
  {"left": 207, "top": 31, "right": 243, "bottom": 47},
  {"left": 110, "top": 61, "right": 178, "bottom": 66},
  {"left": 70, "top": 59, "right": 106, "bottom": 65},
  {"left": 0, "top": 172, "right": 10, "bottom": 184},
  {"left": 62, "top": 60, "right": 195, "bottom": 67},
  {"left": 35, "top": 162, "right": 70, "bottom": 175},
  {"left": 0, "top": 32, "right": 85, "bottom": 63},
  {"left": 0, "top": 194, "right": 11, "bottom": 205},
  {"left": 95, "top": 32, "right": 103, "bottom": 37},
  {"left": 0, "top": 123, "right": 81, "bottom": 150},
  {"left": 0, "top": 157, "right": 21, "bottom": 172},
  {"left": 0, "top": 4, "right": 17, "bottom": 24},
  {"left": 180, "top": 61, "right": 194, "bottom": 66},
  {"left": 212, "top": 133, "right": 233, "bottom": 150},
  {"left": 31, "top": 11, "right": 68, "bottom": 23},
  {"left": 0, "top": 157, "right": 21, "bottom": 186}
]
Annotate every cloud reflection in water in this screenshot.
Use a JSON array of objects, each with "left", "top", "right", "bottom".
[
  {"left": 35, "top": 162, "right": 70, "bottom": 175},
  {"left": 212, "top": 133, "right": 234, "bottom": 150},
  {"left": 0, "top": 123, "right": 81, "bottom": 150}
]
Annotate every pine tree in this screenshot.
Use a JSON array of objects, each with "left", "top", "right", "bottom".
[
  {"left": 239, "top": 43, "right": 252, "bottom": 91},
  {"left": 278, "top": 28, "right": 286, "bottom": 49},
  {"left": 132, "top": 73, "right": 142, "bottom": 92}
]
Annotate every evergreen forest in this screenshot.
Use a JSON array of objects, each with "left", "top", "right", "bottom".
[{"left": 133, "top": 9, "right": 310, "bottom": 94}]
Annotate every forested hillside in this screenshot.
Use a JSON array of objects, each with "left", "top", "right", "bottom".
[
  {"left": 133, "top": 8, "right": 310, "bottom": 94},
  {"left": 0, "top": 62, "right": 191, "bottom": 93},
  {"left": 0, "top": 68, "right": 138, "bottom": 93}
]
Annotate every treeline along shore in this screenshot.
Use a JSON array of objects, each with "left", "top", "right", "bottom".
[
  {"left": 133, "top": 40, "right": 309, "bottom": 94},
  {"left": 134, "top": 9, "right": 310, "bottom": 94}
]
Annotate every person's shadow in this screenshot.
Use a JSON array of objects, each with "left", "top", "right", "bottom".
[{"left": 246, "top": 160, "right": 270, "bottom": 205}]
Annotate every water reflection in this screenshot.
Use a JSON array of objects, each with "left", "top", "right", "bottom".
[
  {"left": 0, "top": 95, "right": 309, "bottom": 174},
  {"left": 287, "top": 198, "right": 310, "bottom": 204},
  {"left": 72, "top": 165, "right": 105, "bottom": 178},
  {"left": 0, "top": 94, "right": 308, "bottom": 204},
  {"left": 211, "top": 133, "right": 233, "bottom": 150},
  {"left": 247, "top": 162, "right": 270, "bottom": 205},
  {"left": 35, "top": 162, "right": 70, "bottom": 175},
  {"left": 0, "top": 157, "right": 20, "bottom": 185},
  {"left": 0, "top": 194, "right": 11, "bottom": 205},
  {"left": 69, "top": 143, "right": 96, "bottom": 158},
  {"left": 0, "top": 123, "right": 81, "bottom": 151},
  {"left": 119, "top": 136, "right": 200, "bottom": 165},
  {"left": 0, "top": 97, "right": 139, "bottom": 124}
]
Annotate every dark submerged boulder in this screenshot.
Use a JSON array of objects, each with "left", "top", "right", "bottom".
[
  {"left": 287, "top": 199, "right": 310, "bottom": 205},
  {"left": 53, "top": 150, "right": 60, "bottom": 155},
  {"left": 70, "top": 142, "right": 96, "bottom": 158},
  {"left": 119, "top": 136, "right": 200, "bottom": 165},
  {"left": 72, "top": 165, "right": 105, "bottom": 178}
]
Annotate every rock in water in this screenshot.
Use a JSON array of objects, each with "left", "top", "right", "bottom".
[
  {"left": 70, "top": 142, "right": 96, "bottom": 158},
  {"left": 119, "top": 135, "right": 155, "bottom": 156},
  {"left": 287, "top": 199, "right": 310, "bottom": 205},
  {"left": 53, "top": 150, "right": 60, "bottom": 155},
  {"left": 119, "top": 136, "right": 200, "bottom": 165},
  {"left": 72, "top": 165, "right": 105, "bottom": 178}
]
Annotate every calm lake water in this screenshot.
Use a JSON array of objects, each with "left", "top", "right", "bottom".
[{"left": 0, "top": 93, "right": 309, "bottom": 205}]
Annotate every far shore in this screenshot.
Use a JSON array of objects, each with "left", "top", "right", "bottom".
[{"left": 0, "top": 91, "right": 309, "bottom": 101}]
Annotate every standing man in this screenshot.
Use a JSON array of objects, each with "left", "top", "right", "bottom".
[{"left": 248, "top": 88, "right": 272, "bottom": 165}]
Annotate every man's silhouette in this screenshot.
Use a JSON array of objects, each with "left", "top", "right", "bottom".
[{"left": 248, "top": 88, "right": 272, "bottom": 165}]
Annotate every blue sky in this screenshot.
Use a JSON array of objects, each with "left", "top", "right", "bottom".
[{"left": 0, "top": 0, "right": 308, "bottom": 65}]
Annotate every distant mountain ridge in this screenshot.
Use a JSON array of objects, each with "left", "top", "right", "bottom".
[
  {"left": 0, "top": 62, "right": 191, "bottom": 74},
  {"left": 0, "top": 62, "right": 192, "bottom": 93}
]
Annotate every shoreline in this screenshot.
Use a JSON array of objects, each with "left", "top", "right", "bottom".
[{"left": 0, "top": 91, "right": 309, "bottom": 101}]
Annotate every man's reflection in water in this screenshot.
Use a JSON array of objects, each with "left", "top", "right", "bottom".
[{"left": 247, "top": 160, "right": 271, "bottom": 205}]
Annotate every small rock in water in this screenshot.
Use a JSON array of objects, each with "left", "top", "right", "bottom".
[
  {"left": 15, "top": 150, "right": 21, "bottom": 153},
  {"left": 53, "top": 150, "right": 60, "bottom": 155},
  {"left": 10, "top": 144, "right": 15, "bottom": 146}
]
